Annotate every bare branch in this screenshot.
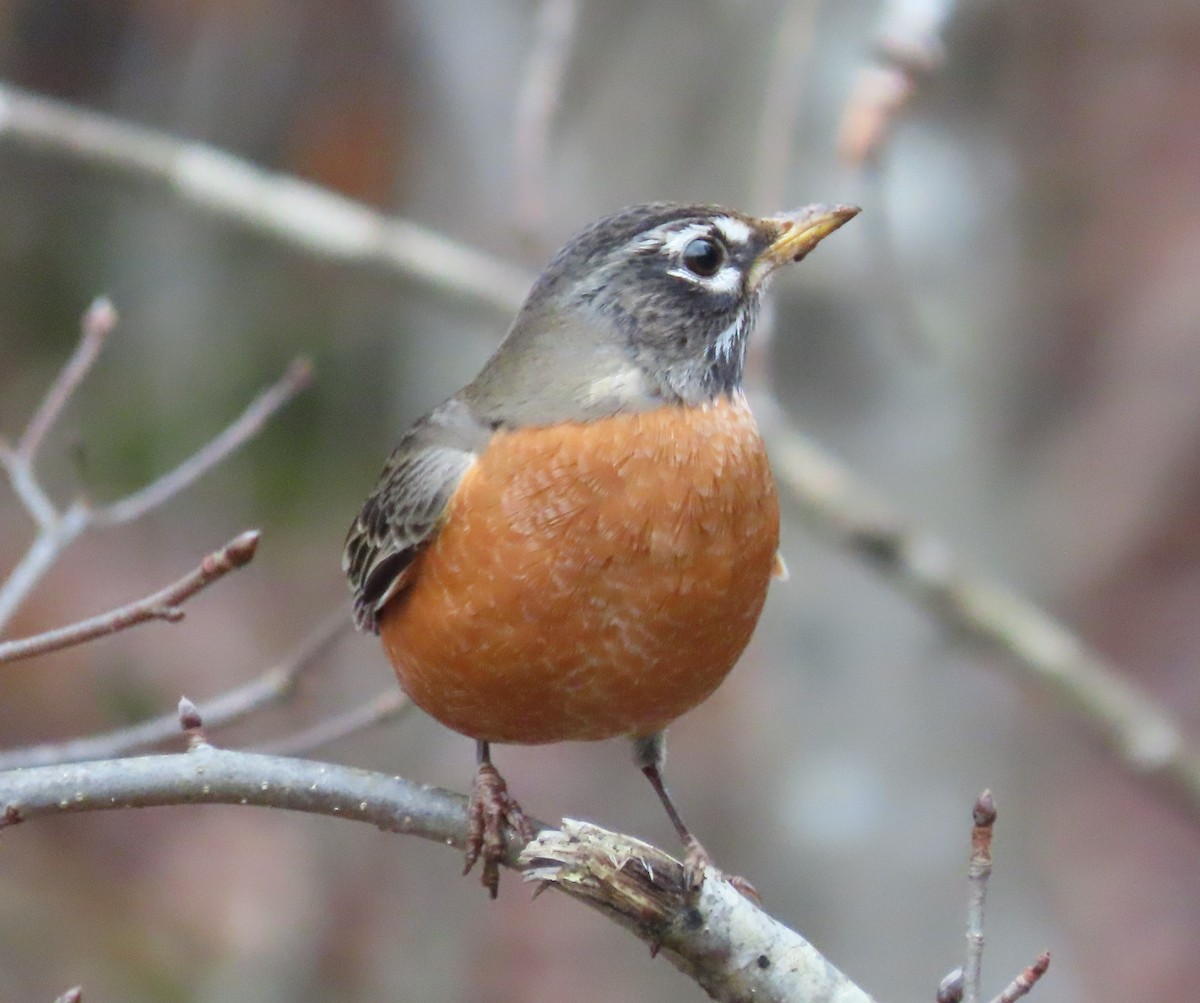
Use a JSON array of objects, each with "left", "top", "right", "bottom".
[
  {"left": 16, "top": 297, "right": 116, "bottom": 464},
  {"left": 254, "top": 689, "right": 412, "bottom": 757},
  {"left": 0, "top": 748, "right": 476, "bottom": 851},
  {"left": 0, "top": 501, "right": 89, "bottom": 634},
  {"left": 90, "top": 358, "right": 313, "bottom": 526},
  {"left": 0, "top": 440, "right": 57, "bottom": 531},
  {"left": 986, "top": 952, "right": 1049, "bottom": 1003},
  {"left": 963, "top": 791, "right": 996, "bottom": 1003},
  {"left": 0, "top": 752, "right": 876, "bottom": 1002},
  {"left": 522, "top": 820, "right": 875, "bottom": 1003},
  {"left": 837, "top": 0, "right": 958, "bottom": 167},
  {"left": 945, "top": 794, "right": 1048, "bottom": 1003},
  {"left": 757, "top": 405, "right": 1200, "bottom": 824},
  {"left": 0, "top": 531, "right": 259, "bottom": 664},
  {"left": 0, "top": 83, "right": 532, "bottom": 313},
  {"left": 0, "top": 312, "right": 310, "bottom": 635},
  {"left": 0, "top": 299, "right": 118, "bottom": 629},
  {"left": 0, "top": 609, "right": 349, "bottom": 769},
  {"left": 513, "top": 0, "right": 580, "bottom": 242}
]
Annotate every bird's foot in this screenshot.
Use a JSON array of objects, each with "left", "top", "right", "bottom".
[
  {"left": 464, "top": 760, "right": 535, "bottom": 898},
  {"left": 682, "top": 836, "right": 761, "bottom": 905}
]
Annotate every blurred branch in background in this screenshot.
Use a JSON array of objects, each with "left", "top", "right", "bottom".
[
  {"left": 87, "top": 359, "right": 313, "bottom": 527},
  {"left": 0, "top": 530, "right": 258, "bottom": 664},
  {"left": 0, "top": 299, "right": 311, "bottom": 633},
  {"left": 753, "top": 398, "right": 1200, "bottom": 824},
  {"left": 253, "top": 687, "right": 412, "bottom": 758},
  {"left": 2, "top": 79, "right": 1198, "bottom": 853},
  {"left": 837, "top": 0, "right": 964, "bottom": 353},
  {"left": 837, "top": 0, "right": 958, "bottom": 169},
  {"left": 0, "top": 82, "right": 533, "bottom": 314}
]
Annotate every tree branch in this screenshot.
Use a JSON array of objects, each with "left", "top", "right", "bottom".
[
  {"left": 253, "top": 688, "right": 412, "bottom": 757},
  {"left": 0, "top": 609, "right": 349, "bottom": 769},
  {"left": 14, "top": 297, "right": 116, "bottom": 469},
  {"left": 0, "top": 749, "right": 877, "bottom": 1002},
  {"left": 0, "top": 300, "right": 311, "bottom": 635},
  {"left": 89, "top": 358, "right": 313, "bottom": 526},
  {"left": 0, "top": 748, "right": 474, "bottom": 851},
  {"left": 0, "top": 300, "right": 118, "bottom": 631},
  {"left": 836, "top": 0, "right": 959, "bottom": 168},
  {"left": 0, "top": 82, "right": 533, "bottom": 314},
  {"left": 522, "top": 820, "right": 875, "bottom": 1003},
  {"left": 757, "top": 405, "right": 1200, "bottom": 825},
  {"left": 0, "top": 501, "right": 90, "bottom": 635},
  {"left": 0, "top": 531, "right": 259, "bottom": 664},
  {"left": 963, "top": 791, "right": 996, "bottom": 1003},
  {"left": 986, "top": 952, "right": 1049, "bottom": 1003}
]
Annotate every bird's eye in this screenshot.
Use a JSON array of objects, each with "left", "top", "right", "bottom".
[{"left": 681, "top": 237, "right": 725, "bottom": 277}]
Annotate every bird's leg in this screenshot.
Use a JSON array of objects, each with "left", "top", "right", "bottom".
[
  {"left": 633, "top": 732, "right": 760, "bottom": 903},
  {"left": 464, "top": 739, "right": 535, "bottom": 898}
]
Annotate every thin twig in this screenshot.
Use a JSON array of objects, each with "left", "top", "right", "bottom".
[
  {"left": 0, "top": 609, "right": 349, "bottom": 769},
  {"left": 755, "top": 399, "right": 1200, "bottom": 825},
  {"left": 0, "top": 440, "right": 58, "bottom": 531},
  {"left": 0, "top": 311, "right": 310, "bottom": 634},
  {"left": 837, "top": 0, "right": 958, "bottom": 167},
  {"left": 0, "top": 502, "right": 89, "bottom": 634},
  {"left": 91, "top": 358, "right": 313, "bottom": 526},
  {"left": 514, "top": 0, "right": 580, "bottom": 243},
  {"left": 0, "top": 752, "right": 876, "bottom": 1003},
  {"left": 963, "top": 791, "right": 996, "bottom": 1003},
  {"left": 750, "top": 0, "right": 822, "bottom": 212},
  {"left": 0, "top": 82, "right": 532, "bottom": 313},
  {"left": 254, "top": 689, "right": 413, "bottom": 757},
  {"left": 0, "top": 531, "right": 259, "bottom": 664},
  {"left": 986, "top": 952, "right": 1049, "bottom": 1003},
  {"left": 16, "top": 297, "right": 116, "bottom": 463}
]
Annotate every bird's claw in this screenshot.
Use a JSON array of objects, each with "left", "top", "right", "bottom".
[
  {"left": 682, "top": 836, "right": 761, "bottom": 905},
  {"left": 464, "top": 761, "right": 535, "bottom": 898}
]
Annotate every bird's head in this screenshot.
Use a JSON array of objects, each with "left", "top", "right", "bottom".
[{"left": 467, "top": 202, "right": 859, "bottom": 423}]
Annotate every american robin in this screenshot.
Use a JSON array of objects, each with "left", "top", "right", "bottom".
[{"left": 344, "top": 201, "right": 858, "bottom": 897}]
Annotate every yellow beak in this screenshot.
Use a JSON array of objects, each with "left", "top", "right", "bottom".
[{"left": 753, "top": 204, "right": 860, "bottom": 282}]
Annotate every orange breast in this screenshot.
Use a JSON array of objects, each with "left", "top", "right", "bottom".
[{"left": 378, "top": 393, "right": 780, "bottom": 744}]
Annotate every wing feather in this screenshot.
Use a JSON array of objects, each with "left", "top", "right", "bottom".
[{"left": 343, "top": 398, "right": 489, "bottom": 632}]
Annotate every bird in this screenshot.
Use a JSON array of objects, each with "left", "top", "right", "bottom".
[{"left": 343, "top": 200, "right": 858, "bottom": 897}]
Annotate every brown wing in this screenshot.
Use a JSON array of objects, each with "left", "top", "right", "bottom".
[{"left": 343, "top": 397, "right": 490, "bottom": 632}]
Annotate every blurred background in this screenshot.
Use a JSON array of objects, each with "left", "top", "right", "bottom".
[{"left": 2, "top": 0, "right": 1199, "bottom": 1000}]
